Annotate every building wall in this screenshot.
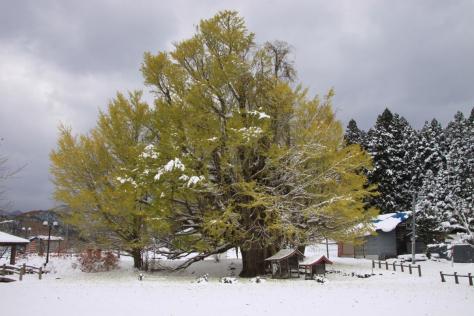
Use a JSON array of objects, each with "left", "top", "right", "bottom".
[
  {"left": 364, "top": 231, "right": 397, "bottom": 259},
  {"left": 452, "top": 244, "right": 474, "bottom": 263},
  {"left": 338, "top": 231, "right": 397, "bottom": 260},
  {"left": 338, "top": 242, "right": 355, "bottom": 257},
  {"left": 31, "top": 239, "right": 62, "bottom": 255}
]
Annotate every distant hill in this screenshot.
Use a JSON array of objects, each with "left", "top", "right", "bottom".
[
  {"left": 0, "top": 205, "right": 70, "bottom": 217},
  {"left": 0, "top": 209, "right": 25, "bottom": 216},
  {"left": 0, "top": 206, "right": 73, "bottom": 238}
]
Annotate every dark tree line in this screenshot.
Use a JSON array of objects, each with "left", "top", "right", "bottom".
[{"left": 345, "top": 107, "right": 474, "bottom": 244}]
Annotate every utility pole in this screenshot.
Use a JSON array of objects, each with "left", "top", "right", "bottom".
[
  {"left": 411, "top": 193, "right": 417, "bottom": 263},
  {"left": 42, "top": 218, "right": 58, "bottom": 266},
  {"left": 46, "top": 224, "right": 52, "bottom": 264},
  {"left": 65, "top": 224, "right": 69, "bottom": 254},
  {"left": 325, "top": 238, "right": 329, "bottom": 258}
]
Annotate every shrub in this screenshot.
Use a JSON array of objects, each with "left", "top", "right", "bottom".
[{"left": 78, "top": 249, "right": 118, "bottom": 272}]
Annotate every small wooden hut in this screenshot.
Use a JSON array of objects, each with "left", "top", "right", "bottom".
[
  {"left": 264, "top": 248, "right": 304, "bottom": 279},
  {"left": 299, "top": 255, "right": 333, "bottom": 279},
  {"left": 28, "top": 235, "right": 64, "bottom": 255},
  {"left": 0, "top": 231, "right": 30, "bottom": 264},
  {"left": 337, "top": 212, "right": 426, "bottom": 260}
]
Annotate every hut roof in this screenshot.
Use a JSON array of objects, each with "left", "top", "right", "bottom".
[
  {"left": 299, "top": 255, "right": 333, "bottom": 266},
  {"left": 264, "top": 248, "right": 304, "bottom": 261},
  {"left": 0, "top": 231, "right": 30, "bottom": 245}
]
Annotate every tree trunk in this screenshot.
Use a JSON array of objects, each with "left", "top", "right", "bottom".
[
  {"left": 240, "top": 245, "right": 275, "bottom": 277},
  {"left": 297, "top": 245, "right": 306, "bottom": 255},
  {"left": 10, "top": 245, "right": 17, "bottom": 265},
  {"left": 130, "top": 248, "right": 143, "bottom": 270}
]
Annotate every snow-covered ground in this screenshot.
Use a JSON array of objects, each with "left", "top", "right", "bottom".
[{"left": 1, "top": 246, "right": 473, "bottom": 316}]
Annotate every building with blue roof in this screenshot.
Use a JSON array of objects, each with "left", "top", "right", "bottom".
[{"left": 338, "top": 212, "right": 426, "bottom": 260}]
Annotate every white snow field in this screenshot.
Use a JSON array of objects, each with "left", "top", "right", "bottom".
[{"left": 1, "top": 248, "right": 473, "bottom": 316}]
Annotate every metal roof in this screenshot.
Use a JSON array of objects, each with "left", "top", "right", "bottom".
[
  {"left": 372, "top": 211, "right": 411, "bottom": 232},
  {"left": 264, "top": 248, "right": 304, "bottom": 261}
]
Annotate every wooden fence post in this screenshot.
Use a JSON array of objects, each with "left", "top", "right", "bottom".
[
  {"left": 468, "top": 273, "right": 473, "bottom": 286},
  {"left": 378, "top": 261, "right": 381, "bottom": 269},
  {"left": 372, "top": 260, "right": 375, "bottom": 269},
  {"left": 19, "top": 263, "right": 26, "bottom": 281},
  {"left": 417, "top": 265, "right": 421, "bottom": 277},
  {"left": 393, "top": 262, "right": 396, "bottom": 271},
  {"left": 39, "top": 267, "right": 43, "bottom": 280},
  {"left": 401, "top": 264, "right": 404, "bottom": 272},
  {"left": 408, "top": 264, "right": 412, "bottom": 274},
  {"left": 440, "top": 271, "right": 445, "bottom": 282},
  {"left": 385, "top": 261, "right": 389, "bottom": 270},
  {"left": 454, "top": 272, "right": 459, "bottom": 284}
]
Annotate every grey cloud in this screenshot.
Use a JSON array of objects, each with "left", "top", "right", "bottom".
[
  {"left": 264, "top": 1, "right": 473, "bottom": 129},
  {"left": 0, "top": 0, "right": 178, "bottom": 74},
  {"left": 231, "top": 1, "right": 474, "bottom": 129}
]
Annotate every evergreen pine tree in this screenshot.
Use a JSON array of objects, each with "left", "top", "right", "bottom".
[
  {"left": 366, "top": 109, "right": 416, "bottom": 213},
  {"left": 394, "top": 114, "right": 418, "bottom": 206},
  {"left": 416, "top": 169, "right": 446, "bottom": 244},
  {"left": 367, "top": 109, "right": 395, "bottom": 212},
  {"left": 443, "top": 111, "right": 474, "bottom": 243},
  {"left": 344, "top": 119, "right": 366, "bottom": 147},
  {"left": 412, "top": 119, "right": 446, "bottom": 190}
]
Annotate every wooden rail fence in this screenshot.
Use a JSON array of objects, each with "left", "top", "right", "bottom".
[
  {"left": 1, "top": 263, "right": 44, "bottom": 281},
  {"left": 440, "top": 271, "right": 473, "bottom": 286},
  {"left": 372, "top": 260, "right": 422, "bottom": 277}
]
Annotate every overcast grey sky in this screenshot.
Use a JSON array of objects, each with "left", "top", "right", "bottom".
[{"left": 0, "top": 0, "right": 473, "bottom": 211}]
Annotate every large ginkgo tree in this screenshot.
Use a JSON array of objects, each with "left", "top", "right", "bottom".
[{"left": 51, "top": 11, "right": 376, "bottom": 276}]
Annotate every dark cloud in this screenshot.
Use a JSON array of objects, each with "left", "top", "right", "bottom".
[
  {"left": 0, "top": 0, "right": 177, "bottom": 74},
  {"left": 237, "top": 0, "right": 474, "bottom": 129},
  {"left": 0, "top": 0, "right": 473, "bottom": 211}
]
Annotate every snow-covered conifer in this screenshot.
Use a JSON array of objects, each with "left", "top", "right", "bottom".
[
  {"left": 442, "top": 111, "right": 474, "bottom": 243},
  {"left": 344, "top": 119, "right": 366, "bottom": 148},
  {"left": 366, "top": 109, "right": 416, "bottom": 213},
  {"left": 411, "top": 119, "right": 446, "bottom": 190},
  {"left": 415, "top": 170, "right": 446, "bottom": 243}
]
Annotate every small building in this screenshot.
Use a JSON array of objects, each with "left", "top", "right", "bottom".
[
  {"left": 0, "top": 231, "right": 30, "bottom": 264},
  {"left": 452, "top": 244, "right": 474, "bottom": 263},
  {"left": 299, "top": 255, "right": 333, "bottom": 280},
  {"left": 264, "top": 248, "right": 304, "bottom": 279},
  {"left": 28, "top": 235, "right": 64, "bottom": 255},
  {"left": 338, "top": 212, "right": 425, "bottom": 260}
]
